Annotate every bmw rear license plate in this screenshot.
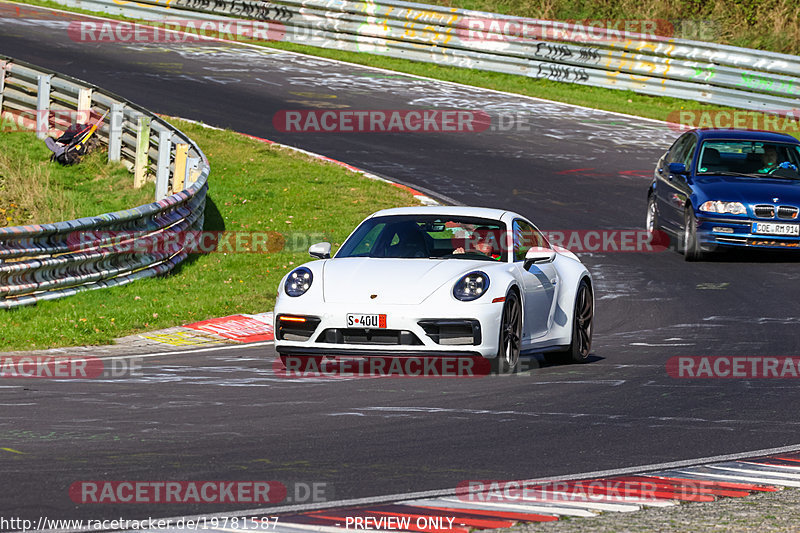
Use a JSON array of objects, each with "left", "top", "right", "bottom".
[
  {"left": 752, "top": 222, "right": 800, "bottom": 236},
  {"left": 347, "top": 314, "right": 387, "bottom": 329}
]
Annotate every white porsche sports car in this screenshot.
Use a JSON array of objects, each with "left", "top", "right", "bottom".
[{"left": 274, "top": 207, "right": 593, "bottom": 372}]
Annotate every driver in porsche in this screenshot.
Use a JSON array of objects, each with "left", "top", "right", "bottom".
[{"left": 453, "top": 227, "right": 502, "bottom": 260}]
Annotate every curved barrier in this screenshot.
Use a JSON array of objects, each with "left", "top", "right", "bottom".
[
  {"left": 0, "top": 55, "right": 209, "bottom": 309},
  {"left": 47, "top": 0, "right": 800, "bottom": 117}
]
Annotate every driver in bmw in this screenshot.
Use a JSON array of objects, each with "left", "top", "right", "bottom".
[
  {"left": 758, "top": 145, "right": 799, "bottom": 174},
  {"left": 758, "top": 145, "right": 779, "bottom": 173}
]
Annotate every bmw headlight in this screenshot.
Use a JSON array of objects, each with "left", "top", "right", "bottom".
[
  {"left": 699, "top": 201, "right": 746, "bottom": 215},
  {"left": 453, "top": 271, "right": 489, "bottom": 302},
  {"left": 285, "top": 267, "right": 313, "bottom": 297}
]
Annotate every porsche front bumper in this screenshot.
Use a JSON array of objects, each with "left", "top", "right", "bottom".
[{"left": 273, "top": 300, "right": 505, "bottom": 358}]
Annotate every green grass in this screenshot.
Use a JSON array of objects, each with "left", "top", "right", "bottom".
[
  {"left": 0, "top": 118, "right": 417, "bottom": 350},
  {"left": 0, "top": 130, "right": 151, "bottom": 226}
]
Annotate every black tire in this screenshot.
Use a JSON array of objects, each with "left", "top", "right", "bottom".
[
  {"left": 646, "top": 194, "right": 660, "bottom": 233},
  {"left": 546, "top": 279, "right": 593, "bottom": 364},
  {"left": 648, "top": 194, "right": 682, "bottom": 252},
  {"left": 492, "top": 291, "right": 522, "bottom": 374},
  {"left": 683, "top": 207, "right": 704, "bottom": 261}
]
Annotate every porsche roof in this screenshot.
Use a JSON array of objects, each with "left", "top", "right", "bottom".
[{"left": 368, "top": 206, "right": 513, "bottom": 220}]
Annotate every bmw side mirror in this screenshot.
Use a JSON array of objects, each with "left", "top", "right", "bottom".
[
  {"left": 668, "top": 162, "right": 688, "bottom": 174},
  {"left": 524, "top": 247, "right": 556, "bottom": 270},
  {"left": 309, "top": 242, "right": 331, "bottom": 259}
]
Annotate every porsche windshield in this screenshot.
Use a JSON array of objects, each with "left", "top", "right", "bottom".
[
  {"left": 697, "top": 140, "right": 800, "bottom": 178},
  {"left": 336, "top": 215, "right": 509, "bottom": 261}
]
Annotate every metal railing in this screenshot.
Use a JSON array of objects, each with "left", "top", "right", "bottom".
[
  {"left": 44, "top": 0, "right": 800, "bottom": 117},
  {"left": 0, "top": 54, "right": 209, "bottom": 309}
]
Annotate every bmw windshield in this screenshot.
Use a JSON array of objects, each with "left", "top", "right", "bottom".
[
  {"left": 696, "top": 140, "right": 800, "bottom": 178},
  {"left": 335, "top": 215, "right": 510, "bottom": 261}
]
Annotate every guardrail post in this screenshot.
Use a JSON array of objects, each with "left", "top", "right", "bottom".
[
  {"left": 36, "top": 74, "right": 52, "bottom": 140},
  {"left": 0, "top": 61, "right": 7, "bottom": 114},
  {"left": 172, "top": 143, "right": 189, "bottom": 193},
  {"left": 77, "top": 87, "right": 93, "bottom": 123},
  {"left": 156, "top": 129, "right": 172, "bottom": 200},
  {"left": 108, "top": 102, "right": 123, "bottom": 162},
  {"left": 134, "top": 116, "right": 151, "bottom": 188}
]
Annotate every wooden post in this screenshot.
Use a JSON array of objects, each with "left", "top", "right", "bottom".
[
  {"left": 36, "top": 74, "right": 52, "bottom": 139},
  {"left": 134, "top": 116, "right": 151, "bottom": 188},
  {"left": 77, "top": 87, "right": 93, "bottom": 124},
  {"left": 155, "top": 129, "right": 172, "bottom": 200},
  {"left": 172, "top": 143, "right": 189, "bottom": 193}
]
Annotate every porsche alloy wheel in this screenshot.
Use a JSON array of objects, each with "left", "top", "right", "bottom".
[
  {"left": 546, "top": 279, "right": 593, "bottom": 364},
  {"left": 493, "top": 291, "right": 522, "bottom": 374},
  {"left": 572, "top": 280, "right": 593, "bottom": 362}
]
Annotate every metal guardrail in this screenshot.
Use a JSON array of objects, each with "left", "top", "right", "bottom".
[
  {"left": 44, "top": 0, "right": 800, "bottom": 116},
  {"left": 0, "top": 54, "right": 209, "bottom": 309}
]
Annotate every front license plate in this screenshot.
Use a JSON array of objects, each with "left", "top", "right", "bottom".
[
  {"left": 752, "top": 222, "right": 800, "bottom": 236},
  {"left": 346, "top": 314, "right": 387, "bottom": 329}
]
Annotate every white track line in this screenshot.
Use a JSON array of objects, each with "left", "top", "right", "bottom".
[
  {"left": 411, "top": 495, "right": 642, "bottom": 513},
  {"left": 706, "top": 465, "right": 800, "bottom": 480},
  {"left": 97, "top": 341, "right": 275, "bottom": 362},
  {"left": 743, "top": 461, "right": 800, "bottom": 471},
  {"left": 673, "top": 470, "right": 800, "bottom": 488},
  {"left": 401, "top": 499, "right": 596, "bottom": 518}
]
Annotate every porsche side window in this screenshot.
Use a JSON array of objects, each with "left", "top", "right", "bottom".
[
  {"left": 350, "top": 223, "right": 386, "bottom": 256},
  {"left": 512, "top": 219, "right": 547, "bottom": 262}
]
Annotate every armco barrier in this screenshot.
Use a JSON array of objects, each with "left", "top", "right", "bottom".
[
  {"left": 0, "top": 55, "right": 209, "bottom": 309},
  {"left": 44, "top": 0, "right": 800, "bottom": 116}
]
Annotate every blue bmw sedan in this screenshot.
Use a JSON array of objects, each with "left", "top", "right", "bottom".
[{"left": 647, "top": 129, "right": 800, "bottom": 260}]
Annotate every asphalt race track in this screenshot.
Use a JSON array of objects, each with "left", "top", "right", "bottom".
[{"left": 2, "top": 4, "right": 800, "bottom": 524}]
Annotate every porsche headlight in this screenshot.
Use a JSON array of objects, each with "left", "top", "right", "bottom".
[
  {"left": 285, "top": 267, "right": 313, "bottom": 297},
  {"left": 699, "top": 201, "right": 746, "bottom": 215},
  {"left": 453, "top": 271, "right": 489, "bottom": 302}
]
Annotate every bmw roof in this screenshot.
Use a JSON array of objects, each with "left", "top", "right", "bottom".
[{"left": 689, "top": 128, "right": 800, "bottom": 143}]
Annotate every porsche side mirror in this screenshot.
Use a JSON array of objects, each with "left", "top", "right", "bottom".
[
  {"left": 523, "top": 247, "right": 556, "bottom": 269},
  {"left": 309, "top": 242, "right": 331, "bottom": 259}
]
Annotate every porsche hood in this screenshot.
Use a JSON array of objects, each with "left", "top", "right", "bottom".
[{"left": 321, "top": 257, "right": 483, "bottom": 305}]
